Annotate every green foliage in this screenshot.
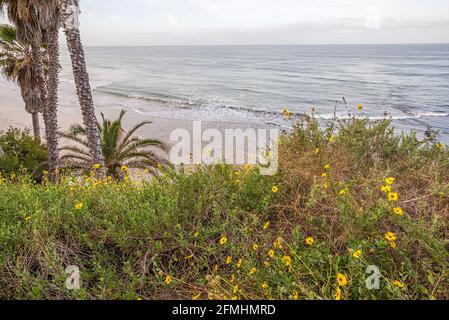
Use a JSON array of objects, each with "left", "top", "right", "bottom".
[
  {"left": 60, "top": 110, "right": 168, "bottom": 179},
  {"left": 0, "top": 119, "right": 448, "bottom": 300},
  {"left": 0, "top": 128, "right": 47, "bottom": 179}
]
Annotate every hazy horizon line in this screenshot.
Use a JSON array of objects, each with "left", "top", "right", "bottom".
[{"left": 81, "top": 42, "right": 449, "bottom": 48}]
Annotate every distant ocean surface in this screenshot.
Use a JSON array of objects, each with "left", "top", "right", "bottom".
[{"left": 60, "top": 44, "right": 449, "bottom": 141}]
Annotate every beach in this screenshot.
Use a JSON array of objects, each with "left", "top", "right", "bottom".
[{"left": 0, "top": 78, "right": 277, "bottom": 162}]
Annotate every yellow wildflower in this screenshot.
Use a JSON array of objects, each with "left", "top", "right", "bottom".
[
  {"left": 226, "top": 256, "right": 233, "bottom": 265},
  {"left": 385, "top": 231, "right": 397, "bottom": 242},
  {"left": 262, "top": 282, "right": 269, "bottom": 290},
  {"left": 324, "top": 164, "right": 331, "bottom": 170},
  {"left": 322, "top": 173, "right": 328, "bottom": 178},
  {"left": 393, "top": 280, "right": 404, "bottom": 288},
  {"left": 249, "top": 267, "right": 257, "bottom": 275},
  {"left": 357, "top": 103, "right": 364, "bottom": 111},
  {"left": 165, "top": 275, "right": 172, "bottom": 285},
  {"left": 282, "top": 255, "right": 292, "bottom": 269},
  {"left": 385, "top": 177, "right": 395, "bottom": 185},
  {"left": 392, "top": 206, "right": 404, "bottom": 216},
  {"left": 292, "top": 290, "right": 299, "bottom": 300},
  {"left": 351, "top": 249, "right": 362, "bottom": 259},
  {"left": 184, "top": 255, "right": 193, "bottom": 260},
  {"left": 323, "top": 181, "right": 329, "bottom": 189},
  {"left": 329, "top": 135, "right": 336, "bottom": 143},
  {"left": 263, "top": 221, "right": 271, "bottom": 230},
  {"left": 381, "top": 185, "right": 392, "bottom": 193},
  {"left": 233, "top": 285, "right": 239, "bottom": 294},
  {"left": 194, "top": 231, "right": 200, "bottom": 238},
  {"left": 25, "top": 216, "right": 32, "bottom": 222},
  {"left": 305, "top": 236, "right": 315, "bottom": 246},
  {"left": 335, "top": 287, "right": 342, "bottom": 300},
  {"left": 388, "top": 192, "right": 399, "bottom": 202},
  {"left": 272, "top": 185, "right": 279, "bottom": 193},
  {"left": 336, "top": 273, "right": 348, "bottom": 287},
  {"left": 436, "top": 142, "right": 444, "bottom": 149},
  {"left": 93, "top": 163, "right": 101, "bottom": 170},
  {"left": 315, "top": 148, "right": 320, "bottom": 154},
  {"left": 219, "top": 236, "right": 228, "bottom": 246},
  {"left": 252, "top": 243, "right": 259, "bottom": 251},
  {"left": 121, "top": 165, "right": 129, "bottom": 172},
  {"left": 267, "top": 249, "right": 275, "bottom": 258},
  {"left": 236, "top": 259, "right": 243, "bottom": 268},
  {"left": 339, "top": 187, "right": 349, "bottom": 196},
  {"left": 389, "top": 241, "right": 397, "bottom": 249},
  {"left": 274, "top": 237, "right": 283, "bottom": 249},
  {"left": 75, "top": 203, "right": 83, "bottom": 210},
  {"left": 231, "top": 296, "right": 238, "bottom": 300}
]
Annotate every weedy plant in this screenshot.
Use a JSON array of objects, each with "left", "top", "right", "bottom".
[{"left": 0, "top": 116, "right": 448, "bottom": 300}]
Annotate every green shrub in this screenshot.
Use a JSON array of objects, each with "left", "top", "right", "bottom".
[
  {"left": 0, "top": 119, "right": 447, "bottom": 300},
  {"left": 0, "top": 128, "right": 48, "bottom": 180}
]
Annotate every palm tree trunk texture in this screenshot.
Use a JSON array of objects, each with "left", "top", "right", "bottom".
[
  {"left": 46, "top": 28, "right": 61, "bottom": 179},
  {"left": 61, "top": 26, "right": 104, "bottom": 166},
  {"left": 31, "top": 43, "right": 49, "bottom": 139},
  {"left": 31, "top": 112, "right": 41, "bottom": 142},
  {"left": 31, "top": 41, "right": 58, "bottom": 182}
]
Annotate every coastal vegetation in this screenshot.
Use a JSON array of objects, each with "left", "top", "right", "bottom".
[
  {"left": 0, "top": 0, "right": 104, "bottom": 182},
  {"left": 60, "top": 110, "right": 168, "bottom": 179},
  {"left": 0, "top": 117, "right": 447, "bottom": 300}
]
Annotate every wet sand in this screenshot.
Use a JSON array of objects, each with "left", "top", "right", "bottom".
[{"left": 0, "top": 80, "right": 278, "bottom": 164}]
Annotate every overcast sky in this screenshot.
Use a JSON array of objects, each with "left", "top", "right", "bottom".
[{"left": 2, "top": 0, "right": 449, "bottom": 46}]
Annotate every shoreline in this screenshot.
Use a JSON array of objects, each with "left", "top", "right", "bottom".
[{"left": 0, "top": 80, "right": 278, "bottom": 159}]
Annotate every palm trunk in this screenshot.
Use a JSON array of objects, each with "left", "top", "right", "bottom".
[
  {"left": 46, "top": 28, "right": 61, "bottom": 180},
  {"left": 31, "top": 112, "right": 41, "bottom": 142},
  {"left": 58, "top": 0, "right": 104, "bottom": 166},
  {"left": 31, "top": 43, "right": 50, "bottom": 140},
  {"left": 31, "top": 41, "right": 58, "bottom": 182}
]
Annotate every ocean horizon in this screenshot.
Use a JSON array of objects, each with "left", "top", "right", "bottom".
[{"left": 58, "top": 43, "right": 449, "bottom": 141}]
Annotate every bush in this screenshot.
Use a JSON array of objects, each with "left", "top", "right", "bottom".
[
  {"left": 0, "top": 118, "right": 447, "bottom": 300},
  {"left": 0, "top": 128, "right": 48, "bottom": 180}
]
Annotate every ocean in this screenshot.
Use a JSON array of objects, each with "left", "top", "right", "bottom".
[{"left": 60, "top": 44, "right": 449, "bottom": 142}]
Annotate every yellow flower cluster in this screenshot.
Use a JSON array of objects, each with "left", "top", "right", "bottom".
[
  {"left": 335, "top": 273, "right": 348, "bottom": 300},
  {"left": 380, "top": 177, "right": 405, "bottom": 217},
  {"left": 281, "top": 107, "right": 293, "bottom": 119},
  {"left": 385, "top": 231, "right": 398, "bottom": 248}
]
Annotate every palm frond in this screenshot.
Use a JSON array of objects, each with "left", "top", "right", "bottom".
[
  {"left": 59, "top": 145, "right": 90, "bottom": 157},
  {"left": 119, "top": 139, "right": 167, "bottom": 159},
  {"left": 59, "top": 131, "right": 90, "bottom": 148},
  {"left": 118, "top": 121, "right": 153, "bottom": 150}
]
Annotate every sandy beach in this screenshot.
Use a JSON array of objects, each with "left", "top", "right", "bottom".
[{"left": 0, "top": 79, "right": 278, "bottom": 164}]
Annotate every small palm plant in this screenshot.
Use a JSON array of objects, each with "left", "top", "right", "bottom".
[{"left": 60, "top": 110, "right": 169, "bottom": 179}]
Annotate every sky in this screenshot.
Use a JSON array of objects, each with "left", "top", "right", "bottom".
[{"left": 2, "top": 0, "right": 449, "bottom": 46}]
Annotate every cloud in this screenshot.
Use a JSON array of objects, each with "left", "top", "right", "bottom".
[{"left": 77, "top": 0, "right": 449, "bottom": 45}]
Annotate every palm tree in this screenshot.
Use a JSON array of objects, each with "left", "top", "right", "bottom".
[
  {"left": 0, "top": 24, "right": 43, "bottom": 141},
  {"left": 0, "top": 0, "right": 61, "bottom": 182},
  {"left": 60, "top": 110, "right": 169, "bottom": 180},
  {"left": 56, "top": 0, "right": 104, "bottom": 167}
]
